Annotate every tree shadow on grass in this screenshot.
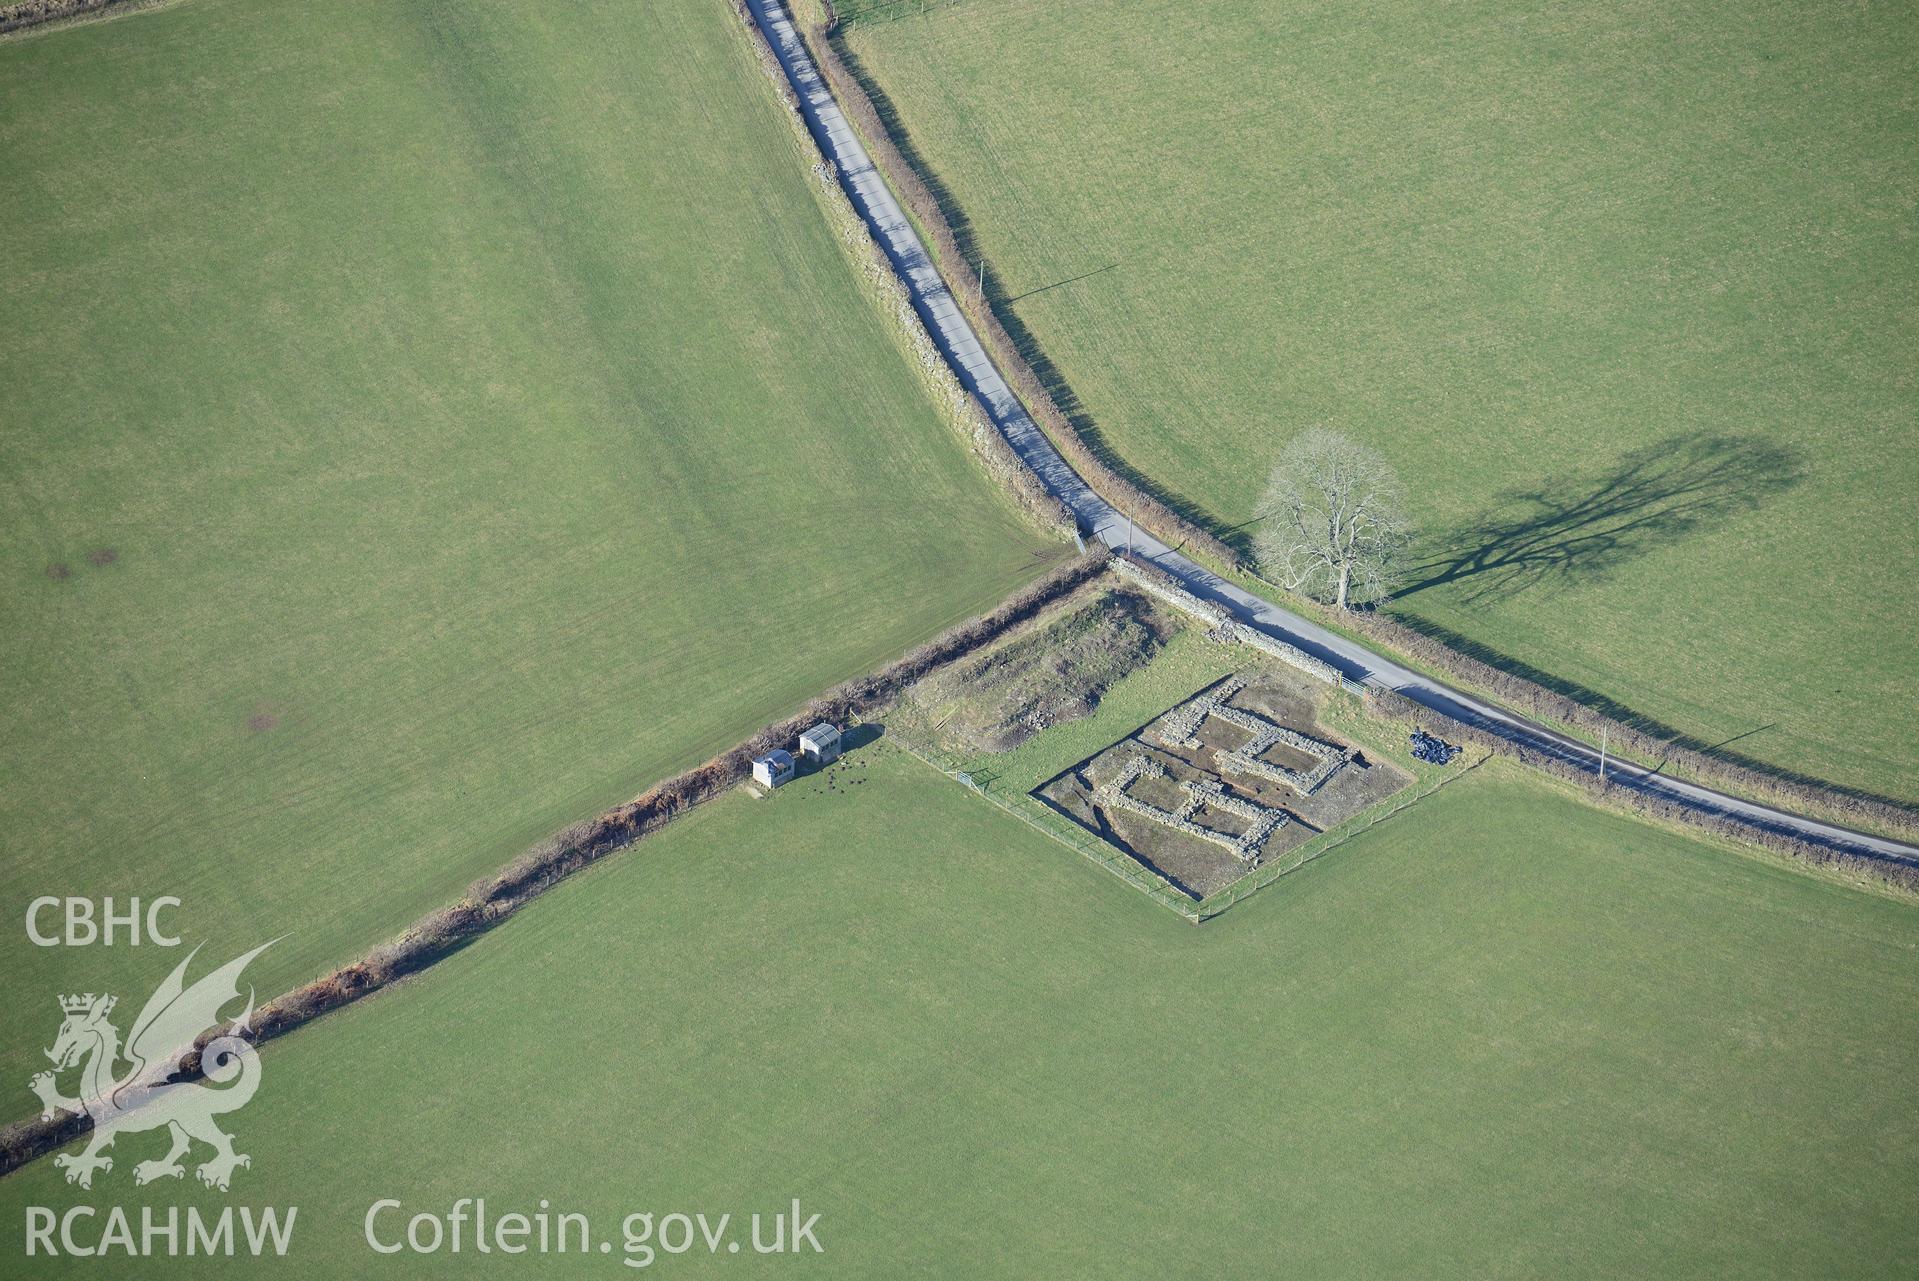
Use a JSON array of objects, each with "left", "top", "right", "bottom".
[
  {"left": 1396, "top": 433, "right": 1809, "bottom": 604},
  {"left": 1380, "top": 433, "right": 1919, "bottom": 810}
]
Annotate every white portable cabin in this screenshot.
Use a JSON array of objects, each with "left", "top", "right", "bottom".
[
  {"left": 798, "top": 722, "right": 842, "bottom": 766},
  {"left": 752, "top": 749, "right": 795, "bottom": 789}
]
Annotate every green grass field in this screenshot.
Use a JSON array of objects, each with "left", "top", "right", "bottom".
[
  {"left": 6, "top": 745, "right": 1913, "bottom": 1277},
  {"left": 0, "top": 0, "right": 1061, "bottom": 1080},
  {"left": 838, "top": 0, "right": 1919, "bottom": 800}
]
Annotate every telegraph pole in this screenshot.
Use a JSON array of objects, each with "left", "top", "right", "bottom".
[{"left": 1599, "top": 725, "right": 1609, "bottom": 786}]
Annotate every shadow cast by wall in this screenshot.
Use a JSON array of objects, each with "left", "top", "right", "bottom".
[{"left": 825, "top": 34, "right": 1241, "bottom": 554}]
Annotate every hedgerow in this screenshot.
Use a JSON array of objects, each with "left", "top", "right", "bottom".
[
  {"left": 1363, "top": 686, "right": 1919, "bottom": 893},
  {"left": 794, "top": 6, "right": 1243, "bottom": 572},
  {"left": 0, "top": 548, "right": 1109, "bottom": 1178}
]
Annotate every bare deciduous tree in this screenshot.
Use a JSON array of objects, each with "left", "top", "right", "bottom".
[{"left": 1255, "top": 429, "right": 1414, "bottom": 610}]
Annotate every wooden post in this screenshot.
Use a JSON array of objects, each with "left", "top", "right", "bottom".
[{"left": 1599, "top": 725, "right": 1608, "bottom": 785}]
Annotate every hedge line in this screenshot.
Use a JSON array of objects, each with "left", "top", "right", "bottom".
[
  {"left": 1364, "top": 686, "right": 1919, "bottom": 893},
  {"left": 0, "top": 0, "right": 118, "bottom": 32},
  {"left": 733, "top": 0, "right": 1072, "bottom": 535},
  {"left": 795, "top": 8, "right": 1244, "bottom": 571},
  {"left": 1109, "top": 549, "right": 1907, "bottom": 880},
  {"left": 1331, "top": 604, "right": 1919, "bottom": 841},
  {"left": 0, "top": 548, "right": 1112, "bottom": 1178}
]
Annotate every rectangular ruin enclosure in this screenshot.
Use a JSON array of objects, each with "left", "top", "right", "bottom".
[{"left": 1037, "top": 669, "right": 1413, "bottom": 900}]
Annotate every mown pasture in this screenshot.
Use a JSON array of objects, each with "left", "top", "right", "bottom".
[
  {"left": 0, "top": 0, "right": 1059, "bottom": 1080},
  {"left": 837, "top": 0, "right": 1919, "bottom": 800},
  {"left": 5, "top": 744, "right": 1913, "bottom": 1276}
]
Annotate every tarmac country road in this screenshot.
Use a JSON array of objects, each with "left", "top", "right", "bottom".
[{"left": 744, "top": 0, "right": 1918, "bottom": 869}]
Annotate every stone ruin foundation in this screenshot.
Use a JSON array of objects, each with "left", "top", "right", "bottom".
[
  {"left": 1151, "top": 674, "right": 1356, "bottom": 797},
  {"left": 1094, "top": 752, "right": 1289, "bottom": 867}
]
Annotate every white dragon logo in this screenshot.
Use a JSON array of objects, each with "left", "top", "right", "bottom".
[{"left": 29, "top": 941, "right": 272, "bottom": 1192}]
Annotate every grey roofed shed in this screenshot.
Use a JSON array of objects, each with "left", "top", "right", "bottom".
[
  {"left": 798, "top": 722, "right": 842, "bottom": 765},
  {"left": 752, "top": 749, "right": 795, "bottom": 789}
]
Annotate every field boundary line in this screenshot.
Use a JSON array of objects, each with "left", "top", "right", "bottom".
[
  {"left": 1195, "top": 753, "right": 1488, "bottom": 919},
  {"left": 0, "top": 0, "right": 172, "bottom": 40},
  {"left": 0, "top": 551, "right": 1110, "bottom": 1180},
  {"left": 731, "top": 0, "right": 1072, "bottom": 538},
  {"left": 795, "top": 0, "right": 1241, "bottom": 571},
  {"left": 893, "top": 737, "right": 1204, "bottom": 923}
]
